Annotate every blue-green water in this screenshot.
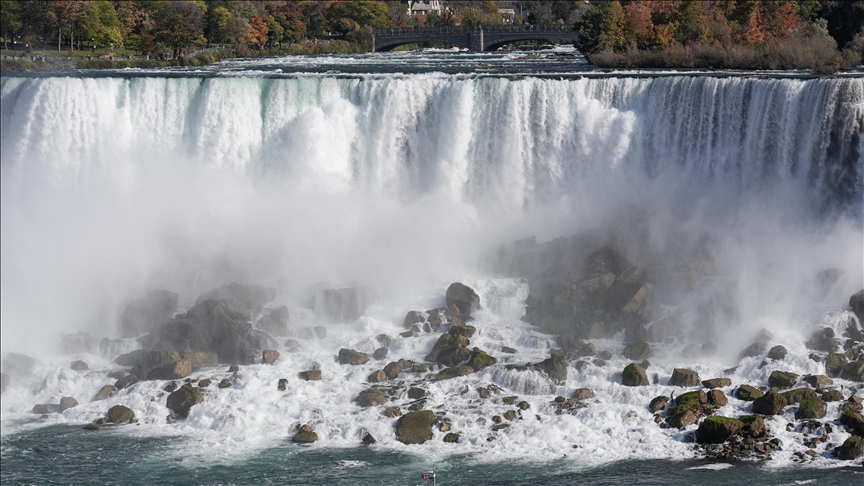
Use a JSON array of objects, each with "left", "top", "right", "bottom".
[{"left": 1, "top": 425, "right": 860, "bottom": 485}]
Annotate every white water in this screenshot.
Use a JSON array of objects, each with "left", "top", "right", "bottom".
[{"left": 1, "top": 70, "right": 863, "bottom": 468}]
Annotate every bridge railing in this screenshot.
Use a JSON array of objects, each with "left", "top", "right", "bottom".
[{"left": 374, "top": 24, "right": 574, "bottom": 37}]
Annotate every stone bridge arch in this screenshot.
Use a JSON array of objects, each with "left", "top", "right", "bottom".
[{"left": 372, "top": 25, "right": 578, "bottom": 53}]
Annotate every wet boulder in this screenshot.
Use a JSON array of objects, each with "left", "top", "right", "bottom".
[
  {"left": 395, "top": 410, "right": 436, "bottom": 444},
  {"left": 696, "top": 416, "right": 744, "bottom": 444},
  {"left": 767, "top": 370, "right": 798, "bottom": 389},
  {"left": 71, "top": 360, "right": 88, "bottom": 371},
  {"left": 840, "top": 359, "right": 864, "bottom": 382},
  {"left": 257, "top": 306, "right": 290, "bottom": 336},
  {"left": 825, "top": 352, "right": 848, "bottom": 377},
  {"left": 838, "top": 435, "right": 864, "bottom": 460},
  {"left": 107, "top": 405, "right": 135, "bottom": 423},
  {"left": 795, "top": 398, "right": 825, "bottom": 419},
  {"left": 114, "top": 374, "right": 137, "bottom": 390},
  {"left": 367, "top": 370, "right": 387, "bottom": 383},
  {"left": 707, "top": 389, "right": 727, "bottom": 407},
  {"left": 622, "top": 363, "right": 649, "bottom": 386},
  {"left": 338, "top": 348, "right": 369, "bottom": 365},
  {"left": 262, "top": 349, "right": 279, "bottom": 365},
  {"left": 93, "top": 385, "right": 116, "bottom": 401},
  {"left": 402, "top": 311, "right": 426, "bottom": 329},
  {"left": 383, "top": 361, "right": 406, "bottom": 380},
  {"left": 373, "top": 347, "right": 388, "bottom": 360},
  {"left": 146, "top": 359, "right": 192, "bottom": 381},
  {"left": 572, "top": 388, "right": 594, "bottom": 400},
  {"left": 806, "top": 327, "right": 840, "bottom": 352},
  {"left": 218, "top": 379, "right": 232, "bottom": 388},
  {"left": 702, "top": 378, "right": 731, "bottom": 389},
  {"left": 676, "top": 391, "right": 708, "bottom": 413},
  {"left": 466, "top": 348, "right": 496, "bottom": 372},
  {"left": 850, "top": 289, "right": 864, "bottom": 323},
  {"left": 668, "top": 409, "right": 698, "bottom": 428},
  {"left": 356, "top": 388, "right": 388, "bottom": 407},
  {"left": 649, "top": 395, "right": 669, "bottom": 412},
  {"left": 115, "top": 349, "right": 182, "bottom": 378},
  {"left": 59, "top": 397, "right": 78, "bottom": 411},
  {"left": 195, "top": 283, "right": 277, "bottom": 311},
  {"left": 536, "top": 349, "right": 567, "bottom": 383},
  {"left": 32, "top": 404, "right": 53, "bottom": 414},
  {"left": 179, "top": 350, "right": 218, "bottom": 370},
  {"left": 150, "top": 319, "right": 213, "bottom": 354},
  {"left": 446, "top": 283, "right": 480, "bottom": 316},
  {"left": 781, "top": 388, "right": 817, "bottom": 405},
  {"left": 622, "top": 342, "right": 652, "bottom": 361},
  {"left": 186, "top": 299, "right": 256, "bottom": 365},
  {"left": 166, "top": 384, "right": 203, "bottom": 418},
  {"left": 425, "top": 332, "right": 471, "bottom": 366},
  {"left": 822, "top": 389, "right": 843, "bottom": 401},
  {"left": 668, "top": 368, "right": 700, "bottom": 387},
  {"left": 243, "top": 328, "right": 279, "bottom": 351},
  {"left": 436, "top": 365, "right": 475, "bottom": 380},
  {"left": 737, "top": 341, "right": 767, "bottom": 361},
  {"left": 802, "top": 374, "right": 832, "bottom": 388},
  {"left": 292, "top": 424, "right": 318, "bottom": 443},
  {"left": 767, "top": 345, "right": 787, "bottom": 360},
  {"left": 752, "top": 391, "right": 787, "bottom": 415},
  {"left": 840, "top": 409, "right": 864, "bottom": 434},
  {"left": 120, "top": 289, "right": 179, "bottom": 337}
]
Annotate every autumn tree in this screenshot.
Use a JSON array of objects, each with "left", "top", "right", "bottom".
[
  {"left": 326, "top": 1, "right": 388, "bottom": 30},
  {"left": 0, "top": 0, "right": 22, "bottom": 50},
  {"left": 299, "top": 3, "right": 328, "bottom": 38},
  {"left": 48, "top": 0, "right": 90, "bottom": 51},
  {"left": 153, "top": 0, "right": 205, "bottom": 58},
  {"left": 83, "top": 0, "right": 122, "bottom": 50},
  {"left": 247, "top": 14, "right": 268, "bottom": 46},
  {"left": 265, "top": 3, "right": 306, "bottom": 45}
]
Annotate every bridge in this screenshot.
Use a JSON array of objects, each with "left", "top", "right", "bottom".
[{"left": 371, "top": 25, "right": 578, "bottom": 52}]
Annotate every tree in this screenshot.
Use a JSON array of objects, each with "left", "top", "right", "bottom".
[
  {"left": 48, "top": 0, "right": 90, "bottom": 52},
  {"left": 264, "top": 14, "right": 284, "bottom": 47},
  {"left": 226, "top": 14, "right": 249, "bottom": 46},
  {"left": 247, "top": 14, "right": 268, "bottom": 46},
  {"left": 299, "top": 3, "right": 328, "bottom": 37},
  {"left": 623, "top": 1, "right": 654, "bottom": 49},
  {"left": 153, "top": 1, "right": 204, "bottom": 58},
  {"left": 207, "top": 6, "right": 231, "bottom": 46},
  {"left": 325, "top": 1, "right": 388, "bottom": 29},
  {"left": 576, "top": 1, "right": 625, "bottom": 53},
  {"left": 265, "top": 3, "right": 306, "bottom": 44},
  {"left": 84, "top": 0, "right": 122, "bottom": 50},
  {"left": 0, "top": 0, "right": 22, "bottom": 50}
]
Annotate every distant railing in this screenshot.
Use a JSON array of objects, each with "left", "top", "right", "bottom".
[{"left": 374, "top": 24, "right": 574, "bottom": 37}]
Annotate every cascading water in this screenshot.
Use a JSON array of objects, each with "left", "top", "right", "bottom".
[{"left": 1, "top": 64, "right": 863, "bottom": 483}]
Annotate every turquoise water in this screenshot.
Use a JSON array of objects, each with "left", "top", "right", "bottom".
[{"left": 1, "top": 425, "right": 860, "bottom": 485}]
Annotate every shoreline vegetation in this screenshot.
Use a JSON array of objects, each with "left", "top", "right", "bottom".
[{"left": 0, "top": 1, "right": 862, "bottom": 74}]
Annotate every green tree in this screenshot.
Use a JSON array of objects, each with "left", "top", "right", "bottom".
[
  {"left": 300, "top": 3, "right": 328, "bottom": 37},
  {"left": 47, "top": 0, "right": 90, "bottom": 51},
  {"left": 207, "top": 5, "right": 231, "bottom": 45},
  {"left": 264, "top": 15, "right": 283, "bottom": 47},
  {"left": 154, "top": 0, "right": 204, "bottom": 58},
  {"left": 0, "top": 0, "right": 22, "bottom": 50},
  {"left": 84, "top": 0, "right": 122, "bottom": 50},
  {"left": 576, "top": 1, "right": 625, "bottom": 54},
  {"left": 325, "top": 1, "right": 388, "bottom": 29}
]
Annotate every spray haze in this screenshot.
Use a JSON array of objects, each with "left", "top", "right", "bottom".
[{"left": 0, "top": 74, "right": 862, "bottom": 359}]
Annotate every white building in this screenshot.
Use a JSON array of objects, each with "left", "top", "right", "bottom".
[{"left": 405, "top": 0, "right": 446, "bottom": 17}]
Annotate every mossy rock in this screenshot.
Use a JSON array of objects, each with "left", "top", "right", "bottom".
[
  {"left": 338, "top": 348, "right": 369, "bottom": 365},
  {"left": 781, "top": 387, "right": 817, "bottom": 404},
  {"left": 825, "top": 352, "right": 847, "bottom": 377},
  {"left": 675, "top": 390, "right": 707, "bottom": 413},
  {"left": 622, "top": 342, "right": 652, "bottom": 361},
  {"left": 740, "top": 415, "right": 765, "bottom": 438},
  {"left": 735, "top": 385, "right": 764, "bottom": 401},
  {"left": 622, "top": 363, "right": 649, "bottom": 386},
  {"left": 696, "top": 416, "right": 744, "bottom": 444},
  {"left": 795, "top": 398, "right": 825, "bottom": 419},
  {"left": 107, "top": 405, "right": 134, "bottom": 423},
  {"left": 356, "top": 388, "right": 389, "bottom": 407},
  {"left": 395, "top": 410, "right": 436, "bottom": 444},
  {"left": 292, "top": 425, "right": 318, "bottom": 443},
  {"left": 437, "top": 366, "right": 475, "bottom": 380},
  {"left": 838, "top": 435, "right": 864, "bottom": 460},
  {"left": 166, "top": 384, "right": 204, "bottom": 418},
  {"left": 752, "top": 391, "right": 787, "bottom": 415},
  {"left": 840, "top": 359, "right": 864, "bottom": 382},
  {"left": 767, "top": 370, "right": 798, "bottom": 388},
  {"left": 467, "top": 348, "right": 497, "bottom": 371},
  {"left": 443, "top": 433, "right": 460, "bottom": 443},
  {"left": 840, "top": 410, "right": 864, "bottom": 434},
  {"left": 537, "top": 350, "right": 567, "bottom": 383}
]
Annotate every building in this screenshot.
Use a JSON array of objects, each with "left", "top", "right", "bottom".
[{"left": 405, "top": 1, "right": 446, "bottom": 17}]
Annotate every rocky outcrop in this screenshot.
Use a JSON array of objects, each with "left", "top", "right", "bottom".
[
  {"left": 262, "top": 349, "right": 279, "bottom": 364},
  {"left": 120, "top": 289, "right": 179, "bottom": 337},
  {"left": 752, "top": 391, "right": 787, "bottom": 415},
  {"left": 243, "top": 328, "right": 279, "bottom": 351},
  {"left": 825, "top": 352, "right": 848, "bottom": 377},
  {"left": 187, "top": 299, "right": 257, "bottom": 365},
  {"left": 436, "top": 366, "right": 475, "bottom": 380},
  {"left": 851, "top": 290, "right": 864, "bottom": 323},
  {"left": 536, "top": 349, "right": 567, "bottom": 383},
  {"left": 781, "top": 388, "right": 817, "bottom": 405},
  {"left": 668, "top": 368, "right": 700, "bottom": 387},
  {"left": 622, "top": 363, "right": 649, "bottom": 386},
  {"left": 338, "top": 348, "right": 369, "bottom": 365},
  {"left": 466, "top": 348, "right": 496, "bottom": 372},
  {"left": 696, "top": 416, "right": 744, "bottom": 444},
  {"left": 425, "top": 328, "right": 473, "bottom": 366},
  {"left": 841, "top": 359, "right": 864, "bottom": 381},
  {"left": 195, "top": 283, "right": 277, "bottom": 311},
  {"left": 93, "top": 385, "right": 116, "bottom": 401},
  {"left": 806, "top": 327, "right": 840, "bottom": 352},
  {"left": 446, "top": 283, "right": 480, "bottom": 316},
  {"left": 367, "top": 370, "right": 387, "bottom": 383},
  {"left": 107, "top": 405, "right": 135, "bottom": 423},
  {"left": 356, "top": 388, "right": 388, "bottom": 407},
  {"left": 147, "top": 359, "right": 192, "bottom": 380},
  {"left": 257, "top": 306, "right": 289, "bottom": 336},
  {"left": 166, "top": 384, "right": 203, "bottom": 418},
  {"left": 767, "top": 370, "right": 798, "bottom": 389},
  {"left": 395, "top": 410, "right": 436, "bottom": 444},
  {"left": 292, "top": 424, "right": 318, "bottom": 443}
]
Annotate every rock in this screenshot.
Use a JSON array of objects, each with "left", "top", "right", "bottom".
[
  {"left": 356, "top": 388, "right": 388, "bottom": 407},
  {"left": 164, "top": 382, "right": 178, "bottom": 392},
  {"left": 806, "top": 327, "right": 840, "bottom": 352},
  {"left": 373, "top": 347, "right": 388, "bottom": 360},
  {"left": 59, "top": 397, "right": 78, "bottom": 411},
  {"left": 821, "top": 389, "right": 843, "bottom": 401},
  {"left": 402, "top": 311, "right": 426, "bottom": 329},
  {"left": 114, "top": 374, "right": 138, "bottom": 390},
  {"left": 738, "top": 341, "right": 767, "bottom": 360},
  {"left": 702, "top": 378, "right": 731, "bottom": 389},
  {"left": 622, "top": 363, "right": 649, "bottom": 386},
  {"left": 338, "top": 348, "right": 369, "bottom": 365},
  {"left": 228, "top": 364, "right": 239, "bottom": 373},
  {"left": 150, "top": 319, "right": 213, "bottom": 354},
  {"left": 395, "top": 410, "right": 436, "bottom": 444},
  {"left": 446, "top": 283, "right": 480, "bottom": 316},
  {"left": 425, "top": 332, "right": 472, "bottom": 366},
  {"left": 400, "top": 329, "right": 418, "bottom": 338},
  {"left": 243, "top": 328, "right": 280, "bottom": 351},
  {"left": 186, "top": 299, "right": 256, "bottom": 365},
  {"left": 383, "top": 361, "right": 405, "bottom": 380},
  {"left": 408, "top": 387, "right": 426, "bottom": 399},
  {"left": 649, "top": 396, "right": 669, "bottom": 412},
  {"left": 668, "top": 409, "right": 698, "bottom": 428},
  {"left": 93, "top": 385, "right": 116, "bottom": 401},
  {"left": 32, "top": 404, "right": 52, "bottom": 414},
  {"left": 120, "top": 289, "right": 179, "bottom": 337},
  {"left": 802, "top": 374, "right": 833, "bottom": 388},
  {"left": 436, "top": 366, "right": 474, "bottom": 380},
  {"left": 707, "top": 389, "right": 727, "bottom": 407},
  {"left": 782, "top": 388, "right": 818, "bottom": 405},
  {"left": 166, "top": 384, "right": 203, "bottom": 418},
  {"left": 676, "top": 391, "right": 708, "bottom": 412},
  {"left": 501, "top": 346, "right": 517, "bottom": 354},
  {"left": 825, "top": 352, "right": 848, "bottom": 377},
  {"left": 147, "top": 359, "right": 192, "bottom": 381},
  {"left": 257, "top": 306, "right": 290, "bottom": 336},
  {"left": 597, "top": 350, "right": 613, "bottom": 360},
  {"left": 668, "top": 368, "right": 700, "bottom": 387},
  {"left": 841, "top": 359, "right": 864, "bottom": 381},
  {"left": 572, "top": 388, "right": 594, "bottom": 400},
  {"left": 115, "top": 349, "right": 182, "bottom": 377},
  {"left": 467, "top": 348, "right": 496, "bottom": 371},
  {"left": 850, "top": 289, "right": 864, "bottom": 323},
  {"left": 107, "top": 405, "right": 135, "bottom": 423},
  {"left": 504, "top": 410, "right": 517, "bottom": 421},
  {"left": 767, "top": 345, "right": 787, "bottom": 360},
  {"left": 408, "top": 401, "right": 425, "bottom": 411},
  {"left": 752, "top": 391, "right": 787, "bottom": 415},
  {"left": 0, "top": 372, "right": 8, "bottom": 393},
  {"left": 198, "top": 379, "right": 211, "bottom": 387},
  {"left": 82, "top": 423, "right": 99, "bottom": 431},
  {"left": 443, "top": 433, "right": 460, "bottom": 443},
  {"left": 696, "top": 416, "right": 744, "bottom": 444},
  {"left": 367, "top": 370, "right": 387, "bottom": 383},
  {"left": 298, "top": 370, "right": 322, "bottom": 381},
  {"left": 384, "top": 406, "right": 401, "bottom": 417},
  {"left": 59, "top": 332, "right": 98, "bottom": 355},
  {"left": 306, "top": 286, "right": 379, "bottom": 322},
  {"left": 518, "top": 401, "right": 530, "bottom": 410},
  {"left": 278, "top": 378, "right": 288, "bottom": 391},
  {"left": 2, "top": 353, "right": 35, "bottom": 377},
  {"left": 535, "top": 349, "right": 567, "bottom": 383},
  {"left": 179, "top": 350, "right": 218, "bottom": 370},
  {"left": 767, "top": 370, "right": 798, "bottom": 389},
  {"left": 196, "top": 283, "right": 277, "bottom": 310},
  {"left": 69, "top": 360, "right": 88, "bottom": 371},
  {"left": 412, "top": 364, "right": 427, "bottom": 373},
  {"left": 796, "top": 398, "right": 825, "bottom": 419},
  {"left": 292, "top": 424, "right": 318, "bottom": 443},
  {"left": 218, "top": 378, "right": 231, "bottom": 388},
  {"left": 262, "top": 349, "right": 279, "bottom": 365},
  {"left": 840, "top": 409, "right": 864, "bottom": 434},
  {"left": 838, "top": 435, "right": 864, "bottom": 460},
  {"left": 362, "top": 431, "right": 376, "bottom": 444},
  {"left": 622, "top": 342, "right": 652, "bottom": 361}
]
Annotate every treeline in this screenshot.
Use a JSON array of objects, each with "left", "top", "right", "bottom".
[{"left": 576, "top": 0, "right": 864, "bottom": 72}]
